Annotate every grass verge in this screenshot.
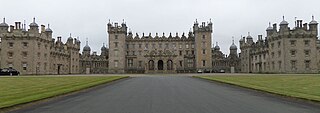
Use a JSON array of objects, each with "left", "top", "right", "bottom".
[
  {"left": 0, "top": 76, "right": 127, "bottom": 109},
  {"left": 195, "top": 75, "right": 320, "bottom": 102}
]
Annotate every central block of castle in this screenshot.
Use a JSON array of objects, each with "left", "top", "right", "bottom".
[{"left": 107, "top": 20, "right": 213, "bottom": 73}]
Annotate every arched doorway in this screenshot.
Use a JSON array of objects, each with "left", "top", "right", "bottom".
[
  {"left": 148, "top": 60, "right": 154, "bottom": 70},
  {"left": 158, "top": 60, "right": 164, "bottom": 70},
  {"left": 167, "top": 60, "right": 173, "bottom": 70}
]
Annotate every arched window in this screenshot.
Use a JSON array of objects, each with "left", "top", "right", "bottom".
[
  {"left": 148, "top": 60, "right": 154, "bottom": 70},
  {"left": 167, "top": 60, "right": 173, "bottom": 70}
]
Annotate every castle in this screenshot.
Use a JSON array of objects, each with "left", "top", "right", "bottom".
[
  {"left": 240, "top": 16, "right": 320, "bottom": 73},
  {"left": 0, "top": 18, "right": 80, "bottom": 75},
  {"left": 1, "top": 17, "right": 319, "bottom": 74}
]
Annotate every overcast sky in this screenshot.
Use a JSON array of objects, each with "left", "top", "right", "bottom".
[{"left": 1, "top": 0, "right": 319, "bottom": 54}]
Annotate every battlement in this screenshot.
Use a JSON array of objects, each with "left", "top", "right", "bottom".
[
  {"left": 126, "top": 32, "right": 194, "bottom": 41},
  {"left": 107, "top": 20, "right": 127, "bottom": 33},
  {"left": 193, "top": 19, "right": 213, "bottom": 32},
  {"left": 266, "top": 16, "right": 318, "bottom": 39}
]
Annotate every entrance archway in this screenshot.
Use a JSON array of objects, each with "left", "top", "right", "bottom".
[
  {"left": 158, "top": 60, "right": 164, "bottom": 70},
  {"left": 148, "top": 60, "right": 154, "bottom": 70},
  {"left": 167, "top": 60, "right": 173, "bottom": 70}
]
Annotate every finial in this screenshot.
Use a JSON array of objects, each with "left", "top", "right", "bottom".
[
  {"left": 163, "top": 32, "right": 165, "bottom": 36},
  {"left": 176, "top": 32, "right": 178, "bottom": 36},
  {"left": 24, "top": 20, "right": 26, "bottom": 29},
  {"left": 143, "top": 33, "right": 144, "bottom": 36},
  {"left": 122, "top": 19, "right": 125, "bottom": 24},
  {"left": 209, "top": 18, "right": 212, "bottom": 23},
  {"left": 248, "top": 32, "right": 250, "bottom": 36},
  {"left": 108, "top": 19, "right": 110, "bottom": 23},
  {"left": 48, "top": 24, "right": 50, "bottom": 28},
  {"left": 232, "top": 36, "right": 235, "bottom": 44},
  {"left": 269, "top": 22, "right": 271, "bottom": 27},
  {"left": 182, "top": 32, "right": 185, "bottom": 36},
  {"left": 103, "top": 43, "right": 105, "bottom": 47},
  {"left": 312, "top": 15, "right": 315, "bottom": 20},
  {"left": 3, "top": 17, "right": 5, "bottom": 23},
  {"left": 282, "top": 15, "right": 285, "bottom": 21},
  {"left": 33, "top": 17, "right": 36, "bottom": 23},
  {"left": 156, "top": 33, "right": 158, "bottom": 36},
  {"left": 149, "top": 33, "right": 151, "bottom": 36},
  {"left": 86, "top": 38, "right": 88, "bottom": 45},
  {"left": 216, "top": 42, "right": 218, "bottom": 46}
]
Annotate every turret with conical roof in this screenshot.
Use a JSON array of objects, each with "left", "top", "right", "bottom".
[
  {"left": 83, "top": 38, "right": 91, "bottom": 56},
  {"left": 309, "top": 16, "right": 318, "bottom": 35},
  {"left": 0, "top": 18, "right": 9, "bottom": 33},
  {"left": 29, "top": 17, "right": 39, "bottom": 33}
]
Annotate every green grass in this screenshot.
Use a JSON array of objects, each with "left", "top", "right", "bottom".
[
  {"left": 0, "top": 76, "right": 127, "bottom": 109},
  {"left": 196, "top": 75, "right": 320, "bottom": 102}
]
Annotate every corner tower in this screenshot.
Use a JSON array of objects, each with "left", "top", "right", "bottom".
[
  {"left": 107, "top": 20, "right": 127, "bottom": 73},
  {"left": 193, "top": 19, "right": 213, "bottom": 70}
]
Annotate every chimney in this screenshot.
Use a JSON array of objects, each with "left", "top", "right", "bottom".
[
  {"left": 10, "top": 25, "right": 14, "bottom": 32},
  {"left": 273, "top": 24, "right": 277, "bottom": 31},
  {"left": 41, "top": 25, "right": 45, "bottom": 32},
  {"left": 303, "top": 23, "right": 308, "bottom": 30}
]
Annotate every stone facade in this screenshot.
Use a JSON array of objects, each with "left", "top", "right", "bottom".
[
  {"left": 240, "top": 16, "right": 320, "bottom": 73},
  {"left": 107, "top": 20, "right": 213, "bottom": 73},
  {"left": 79, "top": 42, "right": 109, "bottom": 74},
  {"left": 212, "top": 41, "right": 241, "bottom": 73},
  {"left": 0, "top": 18, "right": 80, "bottom": 75}
]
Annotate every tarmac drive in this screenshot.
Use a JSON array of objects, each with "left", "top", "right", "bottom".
[{"left": 11, "top": 76, "right": 320, "bottom": 113}]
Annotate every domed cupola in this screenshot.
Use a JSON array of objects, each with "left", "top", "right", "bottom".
[
  {"left": 29, "top": 17, "right": 38, "bottom": 27},
  {"left": 280, "top": 16, "right": 289, "bottom": 25},
  {"left": 101, "top": 43, "right": 107, "bottom": 51},
  {"left": 0, "top": 18, "right": 8, "bottom": 27},
  {"left": 45, "top": 24, "right": 53, "bottom": 32},
  {"left": 310, "top": 15, "right": 318, "bottom": 25},
  {"left": 214, "top": 42, "right": 220, "bottom": 50},
  {"left": 230, "top": 39, "right": 237, "bottom": 50},
  {"left": 246, "top": 32, "right": 253, "bottom": 39},
  {"left": 83, "top": 39, "right": 91, "bottom": 52},
  {"left": 266, "top": 22, "right": 273, "bottom": 31},
  {"left": 67, "top": 33, "right": 73, "bottom": 42}
]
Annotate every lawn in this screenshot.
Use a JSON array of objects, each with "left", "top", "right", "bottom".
[
  {"left": 196, "top": 75, "right": 320, "bottom": 102},
  {"left": 0, "top": 76, "right": 127, "bottom": 109}
]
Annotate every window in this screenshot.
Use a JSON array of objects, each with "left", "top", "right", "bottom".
[
  {"left": 272, "top": 61, "right": 275, "bottom": 69},
  {"left": 8, "top": 52, "right": 13, "bottom": 58},
  {"left": 145, "top": 43, "right": 149, "bottom": 49},
  {"left": 179, "top": 60, "right": 183, "bottom": 67},
  {"left": 138, "top": 61, "right": 142, "bottom": 67},
  {"left": 114, "top": 50, "right": 119, "bottom": 57},
  {"left": 186, "top": 50, "right": 189, "bottom": 55},
  {"left": 128, "top": 59, "right": 133, "bottom": 67},
  {"left": 179, "top": 51, "right": 182, "bottom": 56},
  {"left": 191, "top": 50, "right": 194, "bottom": 55},
  {"left": 191, "top": 44, "right": 194, "bottom": 48},
  {"left": 22, "top": 63, "right": 27, "bottom": 70},
  {"left": 202, "top": 42, "right": 206, "bottom": 48},
  {"left": 139, "top": 44, "right": 142, "bottom": 48},
  {"left": 179, "top": 44, "right": 182, "bottom": 49},
  {"left": 305, "top": 60, "right": 310, "bottom": 69},
  {"left": 278, "top": 51, "right": 281, "bottom": 57},
  {"left": 277, "top": 41, "right": 281, "bottom": 48},
  {"left": 22, "top": 52, "right": 27, "bottom": 58},
  {"left": 202, "top": 60, "right": 206, "bottom": 66},
  {"left": 291, "top": 60, "right": 296, "bottom": 70},
  {"left": 38, "top": 43, "right": 41, "bottom": 49},
  {"left": 291, "top": 50, "right": 296, "bottom": 57},
  {"left": 22, "top": 42, "right": 28, "bottom": 48},
  {"left": 115, "top": 35, "right": 118, "bottom": 39},
  {"left": 8, "top": 42, "right": 14, "bottom": 48},
  {"left": 132, "top": 51, "right": 135, "bottom": 55},
  {"left": 305, "top": 50, "right": 310, "bottom": 57},
  {"left": 202, "top": 35, "right": 205, "bottom": 39},
  {"left": 186, "top": 44, "right": 189, "bottom": 49},
  {"left": 278, "top": 61, "right": 282, "bottom": 69},
  {"left": 202, "top": 49, "right": 206, "bottom": 54},
  {"left": 304, "top": 40, "right": 310, "bottom": 47},
  {"left": 114, "top": 60, "right": 119, "bottom": 67},
  {"left": 126, "top": 44, "right": 129, "bottom": 49},
  {"left": 37, "top": 53, "right": 40, "bottom": 59},
  {"left": 114, "top": 42, "right": 118, "bottom": 48},
  {"left": 290, "top": 40, "right": 296, "bottom": 46}
]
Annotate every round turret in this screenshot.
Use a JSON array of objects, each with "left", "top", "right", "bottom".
[
  {"left": 29, "top": 18, "right": 38, "bottom": 27},
  {"left": 230, "top": 43, "right": 237, "bottom": 50},
  {"left": 83, "top": 45, "right": 91, "bottom": 51},
  {"left": 310, "top": 16, "right": 318, "bottom": 25},
  {"left": 45, "top": 24, "right": 52, "bottom": 32},
  {"left": 0, "top": 18, "right": 8, "bottom": 27},
  {"left": 214, "top": 42, "right": 220, "bottom": 50},
  {"left": 266, "top": 22, "right": 273, "bottom": 31},
  {"left": 101, "top": 43, "right": 107, "bottom": 51},
  {"left": 280, "top": 16, "right": 289, "bottom": 25}
]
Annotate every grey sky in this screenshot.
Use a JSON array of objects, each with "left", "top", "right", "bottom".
[{"left": 1, "top": 0, "right": 319, "bottom": 54}]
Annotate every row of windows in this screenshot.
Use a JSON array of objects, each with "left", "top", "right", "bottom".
[
  {"left": 7, "top": 42, "right": 49, "bottom": 49},
  {"left": 270, "top": 40, "right": 311, "bottom": 49},
  {"left": 250, "top": 60, "right": 312, "bottom": 71}
]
